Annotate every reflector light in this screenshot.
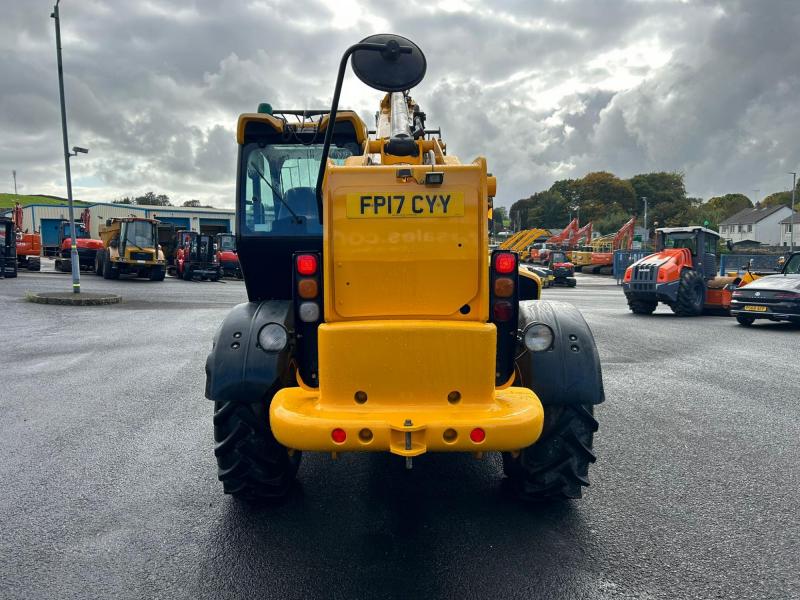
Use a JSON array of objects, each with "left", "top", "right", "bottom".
[
  {"left": 523, "top": 323, "right": 554, "bottom": 352},
  {"left": 494, "top": 253, "right": 515, "bottom": 274},
  {"left": 331, "top": 428, "right": 347, "bottom": 444},
  {"left": 298, "top": 278, "right": 318, "bottom": 299},
  {"left": 469, "top": 428, "right": 486, "bottom": 443},
  {"left": 257, "top": 323, "right": 288, "bottom": 353},
  {"left": 492, "top": 300, "right": 513, "bottom": 322},
  {"left": 299, "top": 301, "right": 320, "bottom": 322},
  {"left": 296, "top": 254, "right": 318, "bottom": 275},
  {"left": 494, "top": 277, "right": 514, "bottom": 298}
]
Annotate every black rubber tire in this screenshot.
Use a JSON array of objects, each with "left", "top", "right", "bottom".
[
  {"left": 182, "top": 265, "right": 192, "bottom": 281},
  {"left": 214, "top": 399, "right": 301, "bottom": 501},
  {"left": 672, "top": 269, "right": 705, "bottom": 316},
  {"left": 628, "top": 299, "right": 657, "bottom": 315},
  {"left": 567, "top": 278, "right": 577, "bottom": 288},
  {"left": 736, "top": 315, "right": 755, "bottom": 327},
  {"left": 95, "top": 252, "right": 103, "bottom": 276},
  {"left": 503, "top": 404, "right": 598, "bottom": 501},
  {"left": 149, "top": 266, "right": 165, "bottom": 281},
  {"left": 103, "top": 254, "right": 119, "bottom": 280},
  {"left": 27, "top": 257, "right": 40, "bottom": 272}
]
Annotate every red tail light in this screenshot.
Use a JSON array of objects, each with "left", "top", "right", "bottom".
[
  {"left": 296, "top": 254, "right": 318, "bottom": 275},
  {"left": 494, "top": 252, "right": 516, "bottom": 274},
  {"left": 470, "top": 428, "right": 486, "bottom": 443},
  {"left": 331, "top": 428, "right": 346, "bottom": 444},
  {"left": 775, "top": 291, "right": 800, "bottom": 299}
]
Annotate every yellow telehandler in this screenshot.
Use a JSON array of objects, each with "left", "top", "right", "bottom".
[{"left": 205, "top": 35, "right": 604, "bottom": 502}]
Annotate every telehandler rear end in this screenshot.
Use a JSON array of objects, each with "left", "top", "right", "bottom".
[{"left": 205, "top": 35, "right": 604, "bottom": 503}]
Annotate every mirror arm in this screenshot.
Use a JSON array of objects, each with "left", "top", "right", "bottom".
[{"left": 315, "top": 42, "right": 412, "bottom": 223}]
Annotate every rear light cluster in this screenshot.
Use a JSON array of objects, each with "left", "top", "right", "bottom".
[
  {"left": 295, "top": 254, "right": 321, "bottom": 322},
  {"left": 293, "top": 252, "right": 322, "bottom": 385},
  {"left": 490, "top": 251, "right": 519, "bottom": 385}
]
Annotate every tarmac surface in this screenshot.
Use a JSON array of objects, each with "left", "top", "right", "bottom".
[{"left": 1, "top": 270, "right": 798, "bottom": 600}]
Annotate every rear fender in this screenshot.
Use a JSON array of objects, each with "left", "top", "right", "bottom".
[
  {"left": 205, "top": 300, "right": 294, "bottom": 402},
  {"left": 515, "top": 300, "right": 604, "bottom": 406}
]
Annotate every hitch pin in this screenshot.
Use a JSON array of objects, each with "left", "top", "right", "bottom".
[{"left": 404, "top": 419, "right": 413, "bottom": 470}]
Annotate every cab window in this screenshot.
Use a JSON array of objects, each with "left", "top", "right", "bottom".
[{"left": 241, "top": 142, "right": 356, "bottom": 236}]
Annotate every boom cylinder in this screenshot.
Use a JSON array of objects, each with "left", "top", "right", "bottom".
[
  {"left": 390, "top": 92, "right": 411, "bottom": 138},
  {"left": 385, "top": 92, "right": 418, "bottom": 157}
]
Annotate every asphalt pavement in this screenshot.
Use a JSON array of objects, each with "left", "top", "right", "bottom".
[{"left": 1, "top": 271, "right": 798, "bottom": 600}]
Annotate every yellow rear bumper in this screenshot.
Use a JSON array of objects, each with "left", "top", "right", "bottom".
[
  {"left": 269, "top": 320, "right": 544, "bottom": 455},
  {"left": 270, "top": 386, "right": 543, "bottom": 455}
]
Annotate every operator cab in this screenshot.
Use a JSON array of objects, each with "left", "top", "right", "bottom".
[
  {"left": 236, "top": 109, "right": 366, "bottom": 300},
  {"left": 59, "top": 221, "right": 90, "bottom": 240},
  {"left": 656, "top": 226, "right": 720, "bottom": 278}
]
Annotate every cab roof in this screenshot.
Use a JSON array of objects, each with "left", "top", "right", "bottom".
[{"left": 656, "top": 226, "right": 719, "bottom": 236}]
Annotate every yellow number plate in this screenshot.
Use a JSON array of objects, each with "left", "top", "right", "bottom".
[
  {"left": 744, "top": 305, "right": 767, "bottom": 312},
  {"left": 346, "top": 192, "right": 464, "bottom": 218}
]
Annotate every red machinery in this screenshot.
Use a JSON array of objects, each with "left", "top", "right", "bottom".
[
  {"left": 589, "top": 216, "right": 636, "bottom": 275},
  {"left": 55, "top": 219, "right": 104, "bottom": 272},
  {"left": 530, "top": 218, "right": 578, "bottom": 263},
  {"left": 215, "top": 233, "right": 241, "bottom": 278},
  {"left": 567, "top": 222, "right": 593, "bottom": 249},
  {"left": 174, "top": 231, "right": 220, "bottom": 281},
  {"left": 12, "top": 202, "right": 41, "bottom": 272}
]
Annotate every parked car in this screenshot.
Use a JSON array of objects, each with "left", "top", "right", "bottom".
[{"left": 730, "top": 252, "right": 800, "bottom": 326}]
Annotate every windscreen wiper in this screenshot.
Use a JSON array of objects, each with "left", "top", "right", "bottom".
[{"left": 250, "top": 163, "right": 302, "bottom": 224}]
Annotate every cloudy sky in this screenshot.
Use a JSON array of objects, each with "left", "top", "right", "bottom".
[{"left": 1, "top": 0, "right": 799, "bottom": 209}]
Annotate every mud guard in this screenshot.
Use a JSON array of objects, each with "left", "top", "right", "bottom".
[
  {"left": 515, "top": 300, "right": 604, "bottom": 405},
  {"left": 205, "top": 300, "right": 294, "bottom": 403}
]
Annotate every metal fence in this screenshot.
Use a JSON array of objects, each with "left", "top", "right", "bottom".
[
  {"left": 613, "top": 250, "right": 650, "bottom": 283},
  {"left": 718, "top": 254, "right": 784, "bottom": 275}
]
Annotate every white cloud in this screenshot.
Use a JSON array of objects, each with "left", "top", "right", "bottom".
[{"left": 1, "top": 0, "right": 799, "bottom": 208}]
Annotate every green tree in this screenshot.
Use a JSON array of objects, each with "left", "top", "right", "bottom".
[
  {"left": 706, "top": 193, "right": 752, "bottom": 218},
  {"left": 761, "top": 183, "right": 799, "bottom": 208},
  {"left": 576, "top": 171, "right": 636, "bottom": 224},
  {"left": 113, "top": 196, "right": 133, "bottom": 204},
  {"left": 182, "top": 199, "right": 202, "bottom": 208},
  {"left": 135, "top": 191, "right": 171, "bottom": 206},
  {"left": 491, "top": 205, "right": 508, "bottom": 233},
  {"left": 509, "top": 197, "right": 537, "bottom": 230},
  {"left": 525, "top": 190, "right": 570, "bottom": 229},
  {"left": 627, "top": 172, "right": 693, "bottom": 231}
]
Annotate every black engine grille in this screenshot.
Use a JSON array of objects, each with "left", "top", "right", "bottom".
[
  {"left": 131, "top": 252, "right": 153, "bottom": 261},
  {"left": 630, "top": 263, "right": 658, "bottom": 292}
]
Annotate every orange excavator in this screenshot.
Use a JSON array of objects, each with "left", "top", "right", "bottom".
[
  {"left": 567, "top": 222, "right": 593, "bottom": 270},
  {"left": 531, "top": 218, "right": 578, "bottom": 264},
  {"left": 12, "top": 202, "right": 41, "bottom": 272},
  {"left": 588, "top": 216, "right": 636, "bottom": 275}
]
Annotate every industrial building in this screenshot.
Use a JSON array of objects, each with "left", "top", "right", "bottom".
[{"left": 2, "top": 201, "right": 235, "bottom": 253}]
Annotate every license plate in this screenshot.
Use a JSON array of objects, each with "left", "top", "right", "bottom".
[
  {"left": 744, "top": 305, "right": 767, "bottom": 312},
  {"left": 136, "top": 260, "right": 145, "bottom": 264},
  {"left": 346, "top": 192, "right": 465, "bottom": 218}
]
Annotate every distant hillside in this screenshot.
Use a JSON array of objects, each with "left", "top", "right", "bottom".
[{"left": 0, "top": 193, "right": 90, "bottom": 209}]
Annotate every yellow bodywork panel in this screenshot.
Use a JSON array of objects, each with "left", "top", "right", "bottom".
[
  {"left": 270, "top": 320, "right": 544, "bottom": 454},
  {"left": 571, "top": 250, "right": 593, "bottom": 267},
  {"left": 323, "top": 162, "right": 489, "bottom": 321}
]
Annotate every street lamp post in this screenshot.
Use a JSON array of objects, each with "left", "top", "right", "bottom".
[
  {"left": 52, "top": 0, "right": 84, "bottom": 294},
  {"left": 790, "top": 172, "right": 796, "bottom": 253},
  {"left": 642, "top": 196, "right": 648, "bottom": 244}
]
